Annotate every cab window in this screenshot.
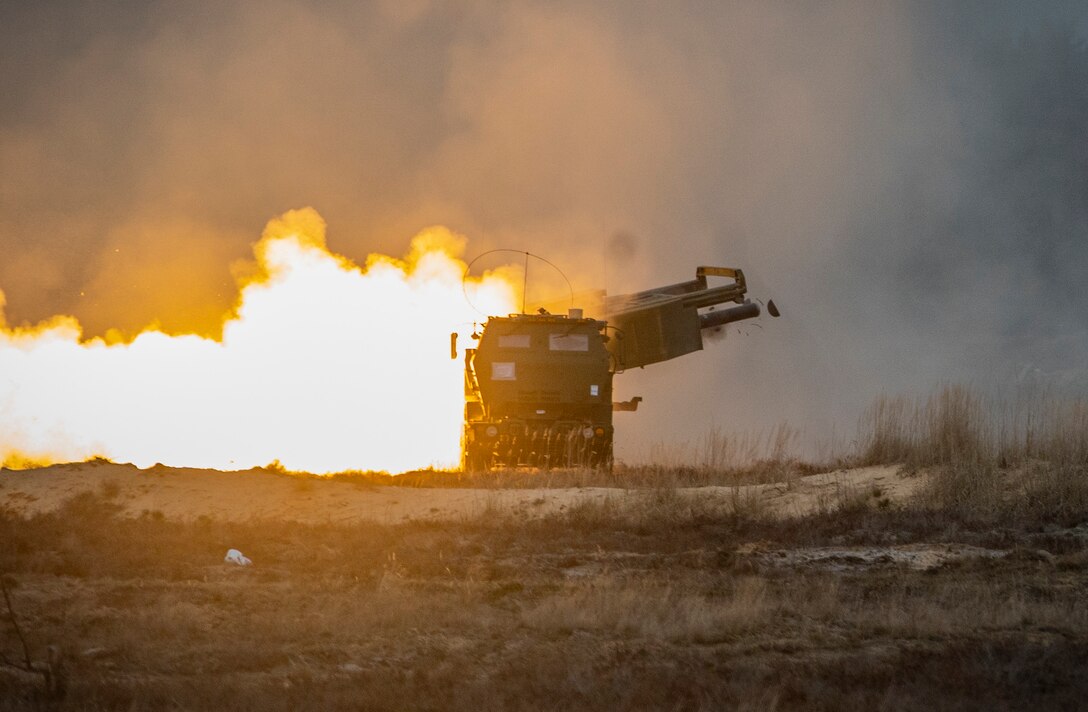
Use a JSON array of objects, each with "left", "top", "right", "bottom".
[
  {"left": 498, "top": 334, "right": 531, "bottom": 348},
  {"left": 549, "top": 333, "right": 589, "bottom": 351}
]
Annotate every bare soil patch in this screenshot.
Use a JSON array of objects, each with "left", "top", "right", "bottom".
[{"left": 0, "top": 462, "right": 916, "bottom": 523}]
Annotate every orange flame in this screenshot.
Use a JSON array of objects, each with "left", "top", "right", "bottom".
[{"left": 0, "top": 209, "right": 516, "bottom": 473}]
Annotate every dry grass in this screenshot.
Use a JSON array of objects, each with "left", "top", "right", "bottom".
[
  {"left": 858, "top": 384, "right": 1088, "bottom": 468},
  {"left": 523, "top": 575, "right": 773, "bottom": 642},
  {"left": 854, "top": 384, "right": 1088, "bottom": 525},
  {"left": 1, "top": 488, "right": 1086, "bottom": 710},
  {"left": 642, "top": 422, "right": 807, "bottom": 483}
]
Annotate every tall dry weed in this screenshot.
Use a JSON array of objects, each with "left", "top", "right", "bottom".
[
  {"left": 859, "top": 385, "right": 988, "bottom": 467},
  {"left": 923, "top": 385, "right": 988, "bottom": 464},
  {"left": 859, "top": 383, "right": 1088, "bottom": 470},
  {"left": 635, "top": 422, "right": 805, "bottom": 488},
  {"left": 696, "top": 423, "right": 799, "bottom": 473},
  {"left": 858, "top": 393, "right": 915, "bottom": 465},
  {"left": 856, "top": 384, "right": 1088, "bottom": 522}
]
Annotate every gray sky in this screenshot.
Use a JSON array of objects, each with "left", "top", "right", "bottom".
[{"left": 2, "top": 1, "right": 1087, "bottom": 460}]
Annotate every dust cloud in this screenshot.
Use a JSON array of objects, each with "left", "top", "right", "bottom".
[{"left": 2, "top": 1, "right": 1086, "bottom": 462}]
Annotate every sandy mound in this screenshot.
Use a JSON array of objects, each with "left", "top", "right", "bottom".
[{"left": 0, "top": 462, "right": 922, "bottom": 524}]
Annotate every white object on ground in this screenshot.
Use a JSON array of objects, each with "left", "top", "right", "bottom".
[{"left": 224, "top": 548, "right": 252, "bottom": 566}]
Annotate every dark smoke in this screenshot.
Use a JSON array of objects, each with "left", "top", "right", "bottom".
[
  {"left": 605, "top": 232, "right": 638, "bottom": 265},
  {"left": 1, "top": 1, "right": 1086, "bottom": 461}
]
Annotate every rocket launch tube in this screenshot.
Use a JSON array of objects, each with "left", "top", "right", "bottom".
[{"left": 698, "top": 301, "right": 760, "bottom": 330}]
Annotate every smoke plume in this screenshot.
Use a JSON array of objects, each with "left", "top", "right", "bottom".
[{"left": 2, "top": 1, "right": 1086, "bottom": 463}]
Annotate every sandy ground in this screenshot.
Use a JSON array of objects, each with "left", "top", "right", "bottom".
[
  {"left": 0, "top": 461, "right": 923, "bottom": 524},
  {"left": 3, "top": 460, "right": 1085, "bottom": 710}
]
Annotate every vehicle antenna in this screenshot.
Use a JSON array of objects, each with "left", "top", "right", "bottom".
[
  {"left": 462, "top": 249, "right": 574, "bottom": 317},
  {"left": 522, "top": 251, "right": 529, "bottom": 314}
]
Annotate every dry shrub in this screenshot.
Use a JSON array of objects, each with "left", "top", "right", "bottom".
[
  {"left": 1010, "top": 462, "right": 1088, "bottom": 525},
  {"left": 728, "top": 482, "right": 772, "bottom": 520},
  {"left": 810, "top": 472, "right": 886, "bottom": 516},
  {"left": 917, "top": 461, "right": 1005, "bottom": 523}
]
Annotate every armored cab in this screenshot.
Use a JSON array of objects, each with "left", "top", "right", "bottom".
[
  {"left": 461, "top": 310, "right": 614, "bottom": 470},
  {"left": 460, "top": 265, "right": 772, "bottom": 470}
]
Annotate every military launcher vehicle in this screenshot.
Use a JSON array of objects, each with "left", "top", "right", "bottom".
[{"left": 456, "top": 265, "right": 775, "bottom": 470}]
